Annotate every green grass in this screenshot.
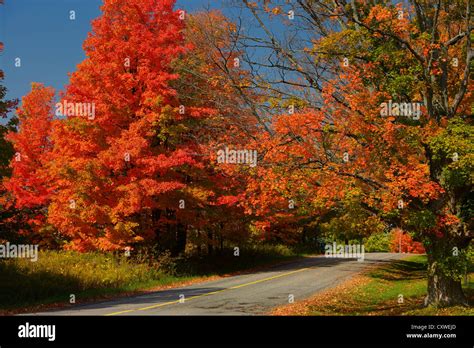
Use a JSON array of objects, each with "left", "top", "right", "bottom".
[
  {"left": 309, "top": 255, "right": 473, "bottom": 315},
  {"left": 0, "top": 244, "right": 302, "bottom": 312}
]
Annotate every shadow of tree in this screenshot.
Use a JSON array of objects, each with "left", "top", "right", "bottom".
[
  {"left": 0, "top": 261, "right": 85, "bottom": 309},
  {"left": 368, "top": 259, "right": 426, "bottom": 281}
]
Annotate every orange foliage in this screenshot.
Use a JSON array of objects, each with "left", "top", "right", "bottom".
[{"left": 389, "top": 229, "right": 425, "bottom": 254}]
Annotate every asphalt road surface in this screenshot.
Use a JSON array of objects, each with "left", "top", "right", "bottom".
[{"left": 29, "top": 253, "right": 406, "bottom": 316}]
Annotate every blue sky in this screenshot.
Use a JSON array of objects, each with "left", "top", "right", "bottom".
[{"left": 0, "top": 0, "right": 240, "bottom": 122}]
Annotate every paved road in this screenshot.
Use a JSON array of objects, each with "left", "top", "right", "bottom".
[{"left": 29, "top": 253, "right": 406, "bottom": 316}]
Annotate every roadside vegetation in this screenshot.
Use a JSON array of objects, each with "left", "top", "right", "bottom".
[
  {"left": 0, "top": 243, "right": 306, "bottom": 313},
  {"left": 272, "top": 255, "right": 473, "bottom": 316}
]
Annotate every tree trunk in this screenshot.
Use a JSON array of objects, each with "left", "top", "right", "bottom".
[
  {"left": 219, "top": 223, "right": 224, "bottom": 253},
  {"left": 197, "top": 230, "right": 202, "bottom": 256},
  {"left": 424, "top": 238, "right": 468, "bottom": 307},
  {"left": 207, "top": 230, "right": 214, "bottom": 255},
  {"left": 173, "top": 222, "right": 187, "bottom": 256},
  {"left": 425, "top": 259, "right": 468, "bottom": 307},
  {"left": 301, "top": 228, "right": 307, "bottom": 244}
]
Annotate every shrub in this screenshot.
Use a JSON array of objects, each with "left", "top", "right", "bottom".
[
  {"left": 155, "top": 250, "right": 178, "bottom": 276},
  {"left": 364, "top": 232, "right": 390, "bottom": 252}
]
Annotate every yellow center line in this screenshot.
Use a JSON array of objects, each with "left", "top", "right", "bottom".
[{"left": 105, "top": 266, "right": 311, "bottom": 316}]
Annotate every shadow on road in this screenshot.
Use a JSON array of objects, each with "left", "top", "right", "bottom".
[{"left": 251, "top": 253, "right": 404, "bottom": 274}]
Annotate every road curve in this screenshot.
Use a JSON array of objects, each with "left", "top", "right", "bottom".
[{"left": 27, "top": 252, "right": 407, "bottom": 316}]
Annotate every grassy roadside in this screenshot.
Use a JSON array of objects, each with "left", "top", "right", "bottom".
[
  {"left": 0, "top": 244, "right": 306, "bottom": 314},
  {"left": 271, "top": 255, "right": 474, "bottom": 316}
]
